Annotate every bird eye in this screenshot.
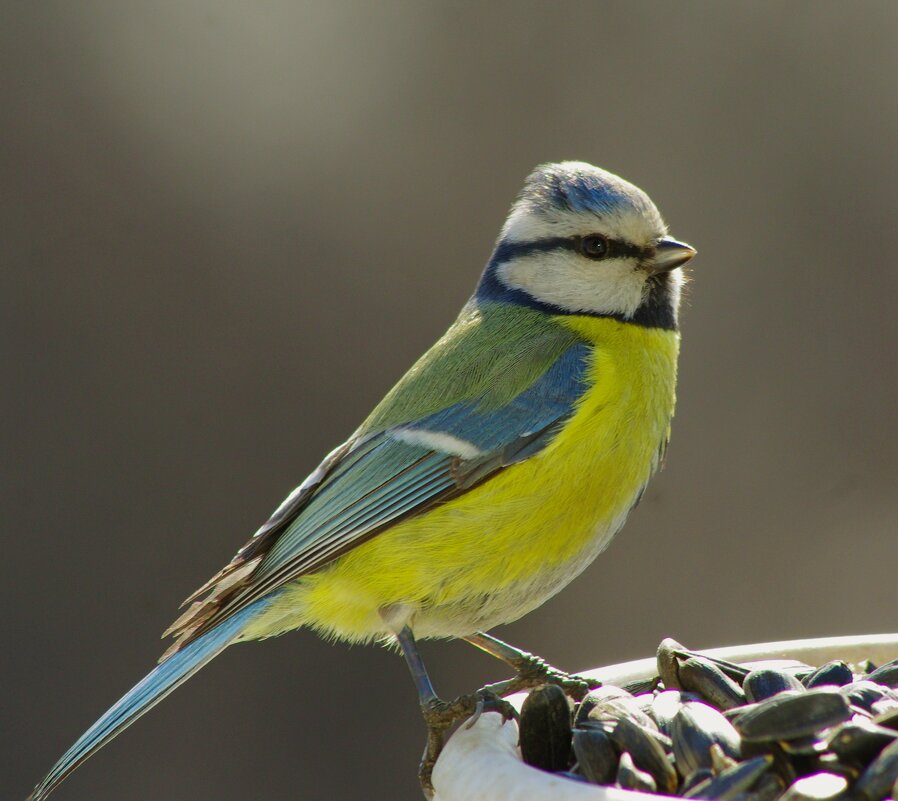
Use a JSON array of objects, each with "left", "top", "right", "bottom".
[{"left": 580, "top": 234, "right": 609, "bottom": 259}]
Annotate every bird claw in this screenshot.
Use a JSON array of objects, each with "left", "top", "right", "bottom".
[
  {"left": 417, "top": 688, "right": 519, "bottom": 796},
  {"left": 414, "top": 653, "right": 598, "bottom": 796},
  {"left": 506, "top": 651, "right": 601, "bottom": 701},
  {"left": 422, "top": 687, "right": 518, "bottom": 727}
]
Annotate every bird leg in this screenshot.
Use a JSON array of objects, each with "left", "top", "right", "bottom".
[
  {"left": 395, "top": 626, "right": 518, "bottom": 798},
  {"left": 463, "top": 630, "right": 601, "bottom": 701},
  {"left": 395, "top": 627, "right": 600, "bottom": 797}
]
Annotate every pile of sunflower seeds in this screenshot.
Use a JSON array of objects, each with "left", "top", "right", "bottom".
[{"left": 518, "top": 639, "right": 898, "bottom": 801}]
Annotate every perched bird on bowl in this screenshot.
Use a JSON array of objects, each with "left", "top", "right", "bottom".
[{"left": 27, "top": 161, "right": 695, "bottom": 800}]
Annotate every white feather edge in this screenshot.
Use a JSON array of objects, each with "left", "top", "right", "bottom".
[{"left": 392, "top": 427, "right": 483, "bottom": 459}]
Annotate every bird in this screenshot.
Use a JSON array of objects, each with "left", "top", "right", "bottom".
[{"left": 27, "top": 161, "right": 696, "bottom": 800}]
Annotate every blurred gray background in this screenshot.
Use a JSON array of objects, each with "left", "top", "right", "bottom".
[{"left": 4, "top": 2, "right": 897, "bottom": 800}]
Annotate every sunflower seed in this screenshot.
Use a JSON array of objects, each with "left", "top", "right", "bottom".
[
  {"left": 745, "top": 668, "right": 806, "bottom": 703},
  {"left": 828, "top": 718, "right": 898, "bottom": 765},
  {"left": 683, "top": 755, "right": 773, "bottom": 800},
  {"left": 519, "top": 684, "right": 572, "bottom": 772},
  {"left": 608, "top": 715, "right": 678, "bottom": 792},
  {"left": 575, "top": 685, "right": 658, "bottom": 731},
  {"left": 672, "top": 701, "right": 742, "bottom": 776},
  {"left": 841, "top": 681, "right": 898, "bottom": 714},
  {"left": 617, "top": 751, "right": 658, "bottom": 793},
  {"left": 680, "top": 657, "right": 747, "bottom": 710},
  {"left": 804, "top": 661, "right": 854, "bottom": 689},
  {"left": 659, "top": 638, "right": 687, "bottom": 691},
  {"left": 681, "top": 768, "right": 714, "bottom": 794},
  {"left": 735, "top": 689, "right": 851, "bottom": 742},
  {"left": 780, "top": 772, "right": 848, "bottom": 801},
  {"left": 572, "top": 726, "right": 617, "bottom": 785},
  {"left": 854, "top": 739, "right": 898, "bottom": 801}
]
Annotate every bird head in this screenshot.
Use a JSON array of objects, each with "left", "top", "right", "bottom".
[{"left": 478, "top": 161, "right": 696, "bottom": 328}]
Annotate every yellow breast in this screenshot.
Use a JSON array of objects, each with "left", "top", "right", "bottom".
[{"left": 247, "top": 316, "right": 679, "bottom": 644}]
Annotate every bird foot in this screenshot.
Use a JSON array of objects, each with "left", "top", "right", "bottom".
[
  {"left": 481, "top": 650, "right": 600, "bottom": 702},
  {"left": 413, "top": 651, "right": 599, "bottom": 797},
  {"left": 417, "top": 689, "right": 518, "bottom": 797}
]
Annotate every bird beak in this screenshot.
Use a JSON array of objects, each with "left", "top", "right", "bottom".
[{"left": 647, "top": 237, "right": 697, "bottom": 275}]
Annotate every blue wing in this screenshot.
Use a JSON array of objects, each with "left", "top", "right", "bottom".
[
  {"left": 168, "top": 341, "right": 591, "bottom": 645},
  {"left": 27, "top": 341, "right": 593, "bottom": 800}
]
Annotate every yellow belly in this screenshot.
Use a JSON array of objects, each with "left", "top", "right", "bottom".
[{"left": 244, "top": 316, "right": 679, "bottom": 643}]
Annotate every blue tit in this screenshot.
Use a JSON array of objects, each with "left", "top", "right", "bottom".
[{"left": 28, "top": 161, "right": 695, "bottom": 800}]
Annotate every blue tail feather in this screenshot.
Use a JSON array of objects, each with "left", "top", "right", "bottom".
[{"left": 28, "top": 599, "right": 270, "bottom": 801}]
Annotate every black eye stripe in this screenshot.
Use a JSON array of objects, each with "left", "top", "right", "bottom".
[
  {"left": 580, "top": 234, "right": 608, "bottom": 259},
  {"left": 493, "top": 236, "right": 647, "bottom": 262},
  {"left": 573, "top": 235, "right": 643, "bottom": 260}
]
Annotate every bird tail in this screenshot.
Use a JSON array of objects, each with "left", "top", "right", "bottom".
[{"left": 27, "top": 598, "right": 271, "bottom": 801}]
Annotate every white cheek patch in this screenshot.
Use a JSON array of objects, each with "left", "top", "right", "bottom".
[
  {"left": 497, "top": 252, "right": 648, "bottom": 317},
  {"left": 666, "top": 269, "right": 685, "bottom": 325}
]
